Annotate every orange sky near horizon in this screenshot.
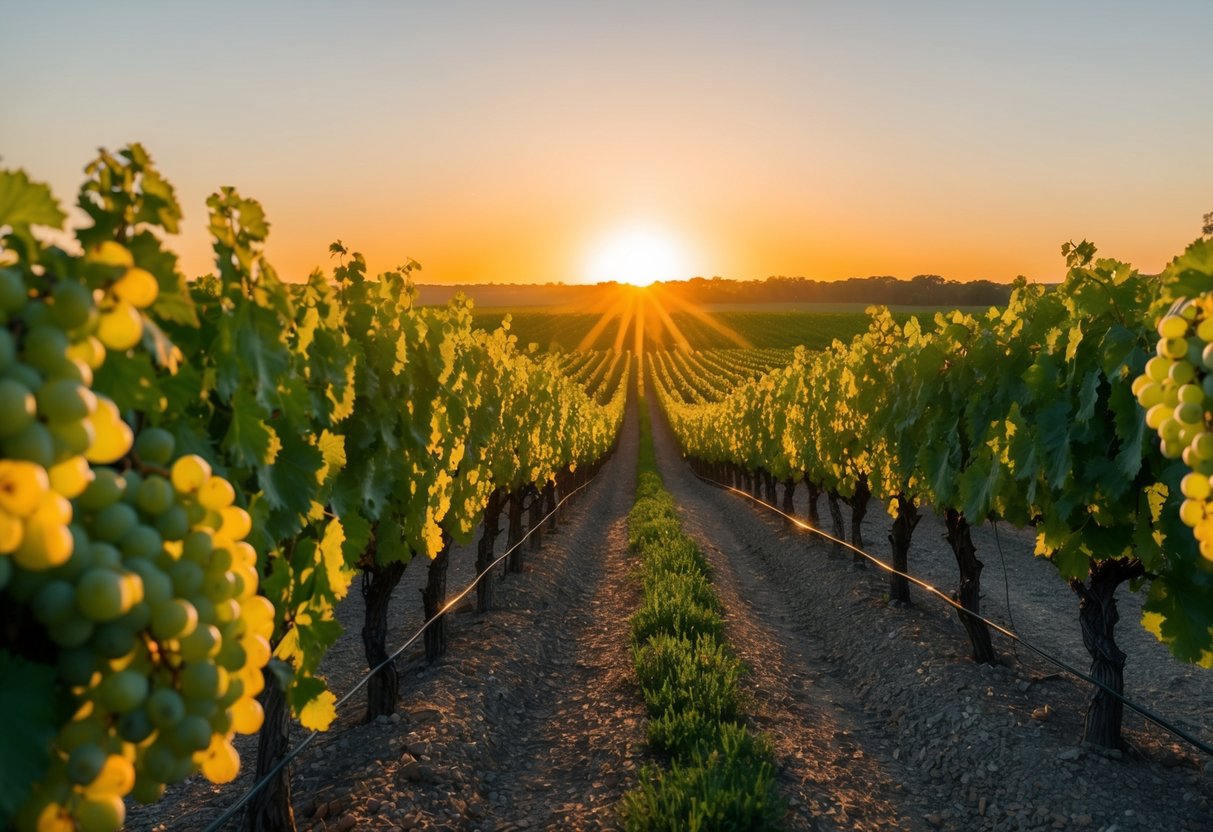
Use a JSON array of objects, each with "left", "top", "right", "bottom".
[{"left": 4, "top": 2, "right": 1212, "bottom": 287}]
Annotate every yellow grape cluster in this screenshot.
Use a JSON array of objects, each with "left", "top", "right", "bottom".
[
  {"left": 0, "top": 243, "right": 271, "bottom": 832},
  {"left": 1134, "top": 302, "right": 1213, "bottom": 561}
]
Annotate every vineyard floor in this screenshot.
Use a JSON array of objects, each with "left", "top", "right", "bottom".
[
  {"left": 130, "top": 397, "right": 648, "bottom": 831},
  {"left": 124, "top": 393, "right": 1213, "bottom": 832},
  {"left": 645, "top": 397, "right": 1213, "bottom": 832}
]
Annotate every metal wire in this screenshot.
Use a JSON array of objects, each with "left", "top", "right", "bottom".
[
  {"left": 694, "top": 470, "right": 1213, "bottom": 759},
  {"left": 204, "top": 472, "right": 599, "bottom": 832}
]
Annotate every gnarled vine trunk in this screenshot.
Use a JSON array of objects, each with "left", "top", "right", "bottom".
[
  {"left": 943, "top": 509, "right": 996, "bottom": 664},
  {"left": 243, "top": 669, "right": 294, "bottom": 832},
  {"left": 506, "top": 490, "right": 525, "bottom": 574},
  {"left": 763, "top": 470, "right": 777, "bottom": 504},
  {"left": 782, "top": 477, "right": 795, "bottom": 515},
  {"left": 528, "top": 486, "right": 544, "bottom": 552},
  {"left": 847, "top": 476, "right": 871, "bottom": 568},
  {"left": 804, "top": 478, "right": 822, "bottom": 528},
  {"left": 887, "top": 493, "right": 919, "bottom": 605},
  {"left": 826, "top": 490, "right": 846, "bottom": 559},
  {"left": 544, "top": 479, "right": 557, "bottom": 530},
  {"left": 422, "top": 537, "right": 452, "bottom": 663},
  {"left": 476, "top": 489, "right": 503, "bottom": 613},
  {"left": 1071, "top": 558, "right": 1144, "bottom": 749},
  {"left": 362, "top": 558, "right": 407, "bottom": 721}
]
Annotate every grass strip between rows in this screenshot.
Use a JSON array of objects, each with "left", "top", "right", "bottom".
[{"left": 619, "top": 400, "right": 784, "bottom": 830}]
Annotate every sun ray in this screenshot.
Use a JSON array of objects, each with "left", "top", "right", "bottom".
[
  {"left": 576, "top": 291, "right": 631, "bottom": 352},
  {"left": 613, "top": 292, "right": 637, "bottom": 354},
  {"left": 650, "top": 284, "right": 753, "bottom": 349},
  {"left": 633, "top": 292, "right": 646, "bottom": 357},
  {"left": 645, "top": 289, "right": 692, "bottom": 352}
]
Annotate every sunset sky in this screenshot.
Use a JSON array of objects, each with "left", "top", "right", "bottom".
[{"left": 4, "top": 1, "right": 1211, "bottom": 285}]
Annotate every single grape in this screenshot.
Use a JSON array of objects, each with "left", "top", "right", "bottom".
[
  {"left": 90, "top": 502, "right": 138, "bottom": 543},
  {"left": 51, "top": 280, "right": 95, "bottom": 330},
  {"left": 96, "top": 302, "right": 143, "bottom": 352},
  {"left": 66, "top": 743, "right": 107, "bottom": 786},
  {"left": 84, "top": 397, "right": 133, "bottom": 465},
  {"left": 199, "top": 738, "right": 239, "bottom": 784},
  {"left": 118, "top": 707, "right": 155, "bottom": 745},
  {"left": 0, "top": 458, "right": 50, "bottom": 517},
  {"left": 1180, "top": 498, "right": 1204, "bottom": 527},
  {"left": 1170, "top": 360, "right": 1196, "bottom": 386},
  {"left": 0, "top": 377, "right": 36, "bottom": 438},
  {"left": 22, "top": 326, "right": 70, "bottom": 374},
  {"left": 91, "top": 620, "right": 138, "bottom": 661},
  {"left": 0, "top": 268, "right": 28, "bottom": 313},
  {"left": 180, "top": 662, "right": 221, "bottom": 701},
  {"left": 32, "top": 579, "right": 76, "bottom": 625},
  {"left": 12, "top": 517, "right": 73, "bottom": 570},
  {"left": 78, "top": 468, "right": 125, "bottom": 511},
  {"left": 1159, "top": 314, "right": 1189, "bottom": 339},
  {"left": 170, "top": 455, "right": 211, "bottom": 495},
  {"left": 119, "top": 525, "right": 163, "bottom": 560},
  {"left": 146, "top": 687, "right": 186, "bottom": 730},
  {"left": 135, "top": 476, "right": 175, "bottom": 516},
  {"left": 73, "top": 792, "right": 125, "bottom": 832},
  {"left": 36, "top": 379, "right": 96, "bottom": 424},
  {"left": 150, "top": 598, "right": 198, "bottom": 641},
  {"left": 48, "top": 455, "right": 92, "bottom": 499},
  {"left": 112, "top": 267, "right": 159, "bottom": 309},
  {"left": 4, "top": 420, "right": 55, "bottom": 467},
  {"left": 130, "top": 775, "right": 165, "bottom": 805},
  {"left": 231, "top": 696, "right": 264, "bottom": 734},
  {"left": 1182, "top": 472, "right": 1212, "bottom": 500},
  {"left": 89, "top": 241, "right": 133, "bottom": 270},
  {"left": 96, "top": 669, "right": 149, "bottom": 714},
  {"left": 133, "top": 427, "right": 174, "bottom": 466},
  {"left": 1145, "top": 355, "right": 1171, "bottom": 382},
  {"left": 178, "top": 623, "right": 220, "bottom": 662}
]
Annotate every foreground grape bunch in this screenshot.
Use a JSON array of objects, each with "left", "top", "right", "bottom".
[{"left": 0, "top": 236, "right": 269, "bottom": 831}]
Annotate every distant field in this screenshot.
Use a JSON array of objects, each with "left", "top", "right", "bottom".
[
  {"left": 471, "top": 307, "right": 945, "bottom": 352},
  {"left": 700, "top": 301, "right": 995, "bottom": 314}
]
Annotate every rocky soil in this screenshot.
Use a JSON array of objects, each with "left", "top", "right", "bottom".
[
  {"left": 125, "top": 392, "right": 1213, "bottom": 832},
  {"left": 129, "top": 399, "right": 648, "bottom": 831},
  {"left": 647, "top": 397, "right": 1213, "bottom": 832}
]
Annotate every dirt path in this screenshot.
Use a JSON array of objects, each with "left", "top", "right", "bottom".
[
  {"left": 646, "top": 398, "right": 1213, "bottom": 832},
  {"left": 129, "top": 396, "right": 647, "bottom": 832}
]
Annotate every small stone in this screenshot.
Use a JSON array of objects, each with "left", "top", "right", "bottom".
[
  {"left": 400, "top": 754, "right": 423, "bottom": 782},
  {"left": 979, "top": 798, "right": 987, "bottom": 817},
  {"left": 408, "top": 706, "right": 443, "bottom": 724},
  {"left": 1058, "top": 747, "right": 1082, "bottom": 762},
  {"left": 1075, "top": 815, "right": 1093, "bottom": 827},
  {"left": 924, "top": 813, "right": 943, "bottom": 828},
  {"left": 334, "top": 814, "right": 357, "bottom": 832},
  {"left": 407, "top": 741, "right": 427, "bottom": 756}
]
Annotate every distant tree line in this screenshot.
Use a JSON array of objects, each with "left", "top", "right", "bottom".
[{"left": 663, "top": 274, "right": 1015, "bottom": 306}]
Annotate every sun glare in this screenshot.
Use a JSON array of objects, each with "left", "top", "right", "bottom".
[{"left": 584, "top": 225, "right": 689, "bottom": 287}]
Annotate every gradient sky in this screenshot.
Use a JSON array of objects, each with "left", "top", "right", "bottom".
[{"left": 4, "top": 1, "right": 1211, "bottom": 285}]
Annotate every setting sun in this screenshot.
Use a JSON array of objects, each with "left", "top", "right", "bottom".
[{"left": 583, "top": 225, "right": 690, "bottom": 287}]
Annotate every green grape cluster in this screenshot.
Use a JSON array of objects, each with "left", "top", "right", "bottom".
[
  {"left": 1133, "top": 303, "right": 1213, "bottom": 562},
  {"left": 0, "top": 242, "right": 272, "bottom": 832}
]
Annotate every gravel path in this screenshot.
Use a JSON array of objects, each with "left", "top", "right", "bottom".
[
  {"left": 129, "top": 395, "right": 646, "bottom": 831},
  {"left": 646, "top": 397, "right": 1213, "bottom": 832}
]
